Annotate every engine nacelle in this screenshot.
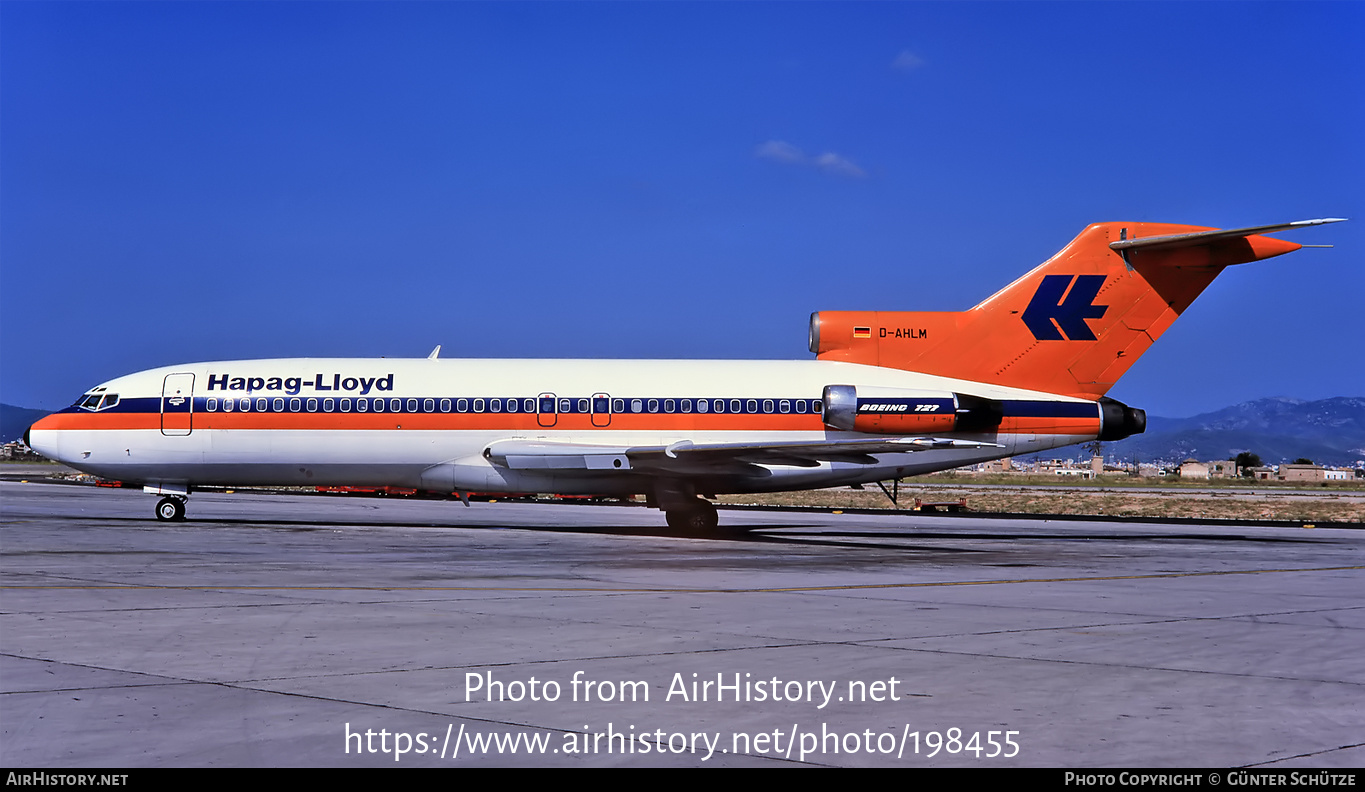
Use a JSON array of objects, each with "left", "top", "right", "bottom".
[
  {"left": 1098, "top": 397, "right": 1146, "bottom": 441},
  {"left": 822, "top": 385, "right": 1004, "bottom": 435}
]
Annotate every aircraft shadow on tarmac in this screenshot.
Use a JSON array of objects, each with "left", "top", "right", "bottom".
[{"left": 78, "top": 512, "right": 1335, "bottom": 555}]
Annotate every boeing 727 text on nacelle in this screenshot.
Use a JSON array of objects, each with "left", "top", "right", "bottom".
[{"left": 26, "top": 219, "right": 1343, "bottom": 530}]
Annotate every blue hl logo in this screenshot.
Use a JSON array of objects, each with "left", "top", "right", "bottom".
[{"left": 1022, "top": 275, "right": 1108, "bottom": 341}]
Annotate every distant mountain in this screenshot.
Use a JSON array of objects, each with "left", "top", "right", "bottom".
[
  {"left": 1103, "top": 397, "right": 1365, "bottom": 466},
  {"left": 0, "top": 403, "right": 50, "bottom": 443}
]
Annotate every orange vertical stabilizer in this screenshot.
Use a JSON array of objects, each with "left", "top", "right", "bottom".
[{"left": 812, "top": 219, "right": 1340, "bottom": 399}]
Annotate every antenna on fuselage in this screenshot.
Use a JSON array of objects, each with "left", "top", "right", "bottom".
[{"left": 427, "top": 345, "right": 441, "bottom": 360}]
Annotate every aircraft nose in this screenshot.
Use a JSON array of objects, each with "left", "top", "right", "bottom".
[{"left": 23, "top": 416, "right": 59, "bottom": 461}]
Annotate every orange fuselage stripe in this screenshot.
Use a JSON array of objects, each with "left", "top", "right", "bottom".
[{"left": 35, "top": 411, "right": 1098, "bottom": 435}]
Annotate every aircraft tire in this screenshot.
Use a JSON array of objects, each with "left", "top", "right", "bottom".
[
  {"left": 155, "top": 497, "right": 186, "bottom": 522},
  {"left": 664, "top": 499, "right": 719, "bottom": 533}
]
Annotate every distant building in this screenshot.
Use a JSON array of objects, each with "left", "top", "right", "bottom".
[
  {"left": 1278, "top": 464, "right": 1325, "bottom": 483},
  {"left": 1053, "top": 468, "right": 1095, "bottom": 479},
  {"left": 1179, "top": 459, "right": 1209, "bottom": 479},
  {"left": 1, "top": 441, "right": 43, "bottom": 462}
]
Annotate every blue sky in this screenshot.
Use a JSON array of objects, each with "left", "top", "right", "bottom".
[{"left": 2, "top": 1, "right": 1361, "bottom": 416}]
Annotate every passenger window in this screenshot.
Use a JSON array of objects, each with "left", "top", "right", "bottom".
[
  {"left": 576, "top": 398, "right": 588, "bottom": 413},
  {"left": 631, "top": 399, "right": 643, "bottom": 413},
  {"left": 779, "top": 400, "right": 790, "bottom": 413},
  {"left": 440, "top": 399, "right": 451, "bottom": 413},
  {"left": 731, "top": 399, "right": 742, "bottom": 414},
  {"left": 206, "top": 398, "right": 218, "bottom": 412},
  {"left": 273, "top": 398, "right": 285, "bottom": 412},
  {"left": 795, "top": 400, "right": 806, "bottom": 413},
  {"left": 612, "top": 399, "right": 625, "bottom": 413},
  {"left": 406, "top": 398, "right": 418, "bottom": 412},
  {"left": 457, "top": 399, "right": 468, "bottom": 412},
  {"left": 763, "top": 399, "right": 773, "bottom": 413},
  {"left": 559, "top": 398, "right": 571, "bottom": 413},
  {"left": 256, "top": 398, "right": 268, "bottom": 412},
  {"left": 223, "top": 398, "right": 235, "bottom": 412},
  {"left": 647, "top": 399, "right": 658, "bottom": 413},
  {"left": 680, "top": 399, "right": 692, "bottom": 413},
  {"left": 813, "top": 401, "right": 823, "bottom": 414},
  {"left": 372, "top": 398, "right": 384, "bottom": 413},
  {"left": 696, "top": 399, "right": 708, "bottom": 413},
  {"left": 390, "top": 399, "right": 402, "bottom": 412},
  {"left": 523, "top": 398, "right": 536, "bottom": 413},
  {"left": 424, "top": 398, "right": 436, "bottom": 412},
  {"left": 323, "top": 398, "right": 334, "bottom": 412},
  {"left": 474, "top": 399, "right": 485, "bottom": 413},
  {"left": 746, "top": 399, "right": 757, "bottom": 413},
  {"left": 357, "top": 398, "right": 368, "bottom": 412},
  {"left": 307, "top": 398, "right": 318, "bottom": 412},
  {"left": 340, "top": 399, "right": 351, "bottom": 412},
  {"left": 664, "top": 399, "right": 675, "bottom": 413}
]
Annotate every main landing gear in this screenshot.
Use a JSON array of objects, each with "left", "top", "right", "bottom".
[
  {"left": 155, "top": 496, "right": 187, "bottom": 522},
  {"left": 664, "top": 497, "right": 719, "bottom": 533}
]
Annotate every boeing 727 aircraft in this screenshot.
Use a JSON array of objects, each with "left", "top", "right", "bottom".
[{"left": 25, "top": 219, "right": 1342, "bottom": 530}]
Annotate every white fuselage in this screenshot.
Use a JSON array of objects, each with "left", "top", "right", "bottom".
[{"left": 29, "top": 357, "right": 1103, "bottom": 497}]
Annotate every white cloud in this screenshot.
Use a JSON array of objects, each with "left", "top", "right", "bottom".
[
  {"left": 755, "top": 140, "right": 806, "bottom": 163},
  {"left": 892, "top": 49, "right": 924, "bottom": 72},
  {"left": 813, "top": 152, "right": 866, "bottom": 178},
  {"left": 755, "top": 140, "right": 866, "bottom": 179}
]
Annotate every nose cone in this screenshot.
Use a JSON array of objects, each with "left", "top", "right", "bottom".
[{"left": 23, "top": 414, "right": 61, "bottom": 462}]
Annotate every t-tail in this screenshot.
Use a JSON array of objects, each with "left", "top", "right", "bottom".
[{"left": 810, "top": 219, "right": 1344, "bottom": 399}]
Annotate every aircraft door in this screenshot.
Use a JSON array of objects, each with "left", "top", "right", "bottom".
[
  {"left": 537, "top": 392, "right": 557, "bottom": 428},
  {"left": 592, "top": 393, "right": 611, "bottom": 428},
  {"left": 161, "top": 373, "right": 195, "bottom": 436}
]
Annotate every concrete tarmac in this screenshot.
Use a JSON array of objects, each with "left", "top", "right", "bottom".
[{"left": 2, "top": 481, "right": 1362, "bottom": 767}]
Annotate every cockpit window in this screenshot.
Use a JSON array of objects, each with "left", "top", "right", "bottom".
[{"left": 77, "top": 391, "right": 120, "bottom": 411}]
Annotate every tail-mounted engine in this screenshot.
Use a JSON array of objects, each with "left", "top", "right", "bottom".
[
  {"left": 822, "top": 385, "right": 1004, "bottom": 435},
  {"left": 1098, "top": 397, "right": 1146, "bottom": 441}
]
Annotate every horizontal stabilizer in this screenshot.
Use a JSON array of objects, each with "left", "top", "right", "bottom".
[{"left": 1109, "top": 218, "right": 1346, "bottom": 252}]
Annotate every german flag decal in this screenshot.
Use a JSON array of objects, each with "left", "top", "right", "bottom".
[{"left": 853, "top": 326, "right": 872, "bottom": 338}]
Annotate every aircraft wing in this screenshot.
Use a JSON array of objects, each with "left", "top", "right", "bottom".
[{"left": 485, "top": 436, "right": 1002, "bottom": 477}]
